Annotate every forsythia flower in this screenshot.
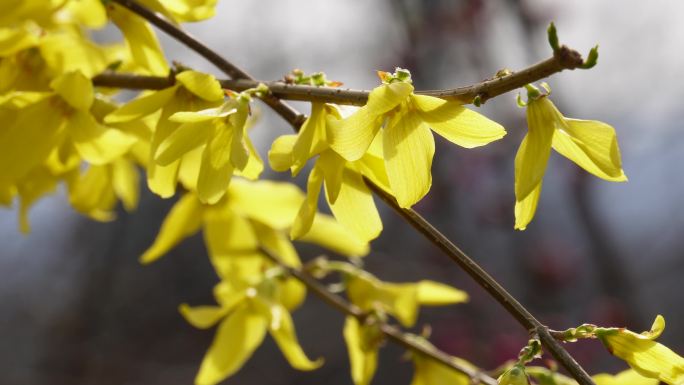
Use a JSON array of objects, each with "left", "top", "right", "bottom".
[
  {"left": 514, "top": 84, "right": 627, "bottom": 230},
  {"left": 343, "top": 316, "right": 383, "bottom": 385},
  {"left": 596, "top": 315, "right": 684, "bottom": 385},
  {"left": 345, "top": 268, "right": 468, "bottom": 327},
  {"left": 105, "top": 70, "right": 226, "bottom": 199},
  {"left": 593, "top": 369, "right": 660, "bottom": 385},
  {"left": 140, "top": 179, "right": 369, "bottom": 268},
  {"left": 269, "top": 103, "right": 390, "bottom": 243},
  {"left": 156, "top": 91, "right": 262, "bottom": 204},
  {"left": 180, "top": 268, "right": 320, "bottom": 385},
  {"left": 329, "top": 68, "right": 505, "bottom": 208},
  {"left": 409, "top": 337, "right": 474, "bottom": 385}
]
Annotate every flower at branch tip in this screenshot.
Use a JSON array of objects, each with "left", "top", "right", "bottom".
[
  {"left": 596, "top": 315, "right": 684, "bottom": 385},
  {"left": 328, "top": 68, "right": 506, "bottom": 208},
  {"left": 514, "top": 83, "right": 627, "bottom": 230},
  {"left": 269, "top": 103, "right": 390, "bottom": 243}
]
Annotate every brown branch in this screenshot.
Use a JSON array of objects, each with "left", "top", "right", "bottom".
[
  {"left": 93, "top": 45, "right": 583, "bottom": 106},
  {"left": 112, "top": 1, "right": 594, "bottom": 383},
  {"left": 258, "top": 247, "right": 498, "bottom": 385}
]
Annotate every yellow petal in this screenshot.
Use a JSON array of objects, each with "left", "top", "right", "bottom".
[
  {"left": 516, "top": 97, "right": 556, "bottom": 200},
  {"left": 67, "top": 111, "right": 136, "bottom": 165},
  {"left": 598, "top": 316, "right": 684, "bottom": 385},
  {"left": 0, "top": 27, "right": 38, "bottom": 56},
  {"left": 39, "top": 32, "right": 108, "bottom": 78},
  {"left": 298, "top": 214, "right": 370, "bottom": 258},
  {"left": 412, "top": 94, "right": 506, "bottom": 148},
  {"left": 233, "top": 135, "right": 263, "bottom": 180},
  {"left": 104, "top": 87, "right": 177, "bottom": 124},
  {"left": 253, "top": 221, "right": 302, "bottom": 268},
  {"left": 111, "top": 159, "right": 139, "bottom": 212},
  {"left": 291, "top": 102, "right": 326, "bottom": 173},
  {"left": 319, "top": 150, "right": 345, "bottom": 204},
  {"left": 68, "top": 165, "right": 116, "bottom": 222},
  {"left": 290, "top": 165, "right": 323, "bottom": 239},
  {"left": 383, "top": 110, "right": 434, "bottom": 208},
  {"left": 16, "top": 166, "right": 58, "bottom": 234},
  {"left": 411, "top": 352, "right": 471, "bottom": 385},
  {"left": 357, "top": 146, "right": 393, "bottom": 195},
  {"left": 227, "top": 179, "right": 304, "bottom": 230},
  {"left": 514, "top": 180, "right": 542, "bottom": 231},
  {"left": 195, "top": 304, "right": 268, "bottom": 385},
  {"left": 179, "top": 304, "right": 229, "bottom": 329},
  {"left": 415, "top": 281, "right": 469, "bottom": 306},
  {"left": 0, "top": 98, "right": 64, "bottom": 184},
  {"left": 140, "top": 193, "right": 203, "bottom": 264},
  {"left": 203, "top": 208, "right": 258, "bottom": 260},
  {"left": 176, "top": 70, "right": 224, "bottom": 102},
  {"left": 268, "top": 135, "right": 297, "bottom": 172},
  {"left": 593, "top": 369, "right": 660, "bottom": 385},
  {"left": 553, "top": 118, "right": 627, "bottom": 182},
  {"left": 65, "top": 0, "right": 108, "bottom": 28},
  {"left": 366, "top": 82, "right": 414, "bottom": 115},
  {"left": 197, "top": 124, "right": 234, "bottom": 204},
  {"left": 50, "top": 71, "right": 93, "bottom": 111},
  {"left": 328, "top": 107, "right": 383, "bottom": 162},
  {"left": 326, "top": 168, "right": 382, "bottom": 243},
  {"left": 269, "top": 305, "right": 323, "bottom": 371},
  {"left": 155, "top": 121, "right": 213, "bottom": 166},
  {"left": 108, "top": 4, "right": 169, "bottom": 75},
  {"left": 343, "top": 316, "right": 379, "bottom": 385},
  {"left": 329, "top": 83, "right": 413, "bottom": 161}
]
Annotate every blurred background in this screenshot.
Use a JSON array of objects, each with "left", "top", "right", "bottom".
[{"left": 1, "top": 0, "right": 683, "bottom": 384}]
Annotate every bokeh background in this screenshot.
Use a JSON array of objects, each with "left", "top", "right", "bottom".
[{"left": 1, "top": 1, "right": 683, "bottom": 384}]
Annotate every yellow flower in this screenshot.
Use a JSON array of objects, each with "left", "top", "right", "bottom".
[
  {"left": 344, "top": 316, "right": 382, "bottom": 385},
  {"left": 328, "top": 69, "right": 505, "bottom": 208},
  {"left": 140, "top": 179, "right": 369, "bottom": 267},
  {"left": 409, "top": 337, "right": 474, "bottom": 385},
  {"left": 596, "top": 315, "right": 684, "bottom": 385},
  {"left": 269, "top": 103, "right": 390, "bottom": 243},
  {"left": 180, "top": 271, "right": 320, "bottom": 385},
  {"left": 593, "top": 369, "right": 660, "bottom": 385},
  {"left": 156, "top": 92, "right": 263, "bottom": 204},
  {"left": 105, "top": 70, "right": 226, "bottom": 199},
  {"left": 514, "top": 84, "right": 627, "bottom": 230},
  {"left": 345, "top": 268, "right": 468, "bottom": 328}
]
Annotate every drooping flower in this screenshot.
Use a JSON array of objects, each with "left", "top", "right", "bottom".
[
  {"left": 409, "top": 337, "right": 474, "bottom": 385},
  {"left": 155, "top": 91, "right": 263, "bottom": 204},
  {"left": 596, "top": 315, "right": 684, "bottom": 385},
  {"left": 345, "top": 267, "right": 469, "bottom": 327},
  {"left": 592, "top": 369, "right": 660, "bottom": 385},
  {"left": 140, "top": 178, "right": 369, "bottom": 267},
  {"left": 181, "top": 266, "right": 320, "bottom": 385},
  {"left": 105, "top": 70, "right": 226, "bottom": 199},
  {"left": 514, "top": 83, "right": 627, "bottom": 230},
  {"left": 269, "top": 103, "right": 390, "bottom": 243},
  {"left": 343, "top": 315, "right": 383, "bottom": 385},
  {"left": 328, "top": 68, "right": 506, "bottom": 208}
]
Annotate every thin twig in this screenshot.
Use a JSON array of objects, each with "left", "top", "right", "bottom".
[
  {"left": 258, "top": 247, "right": 498, "bottom": 385},
  {"left": 113, "top": 1, "right": 594, "bottom": 383},
  {"left": 93, "top": 46, "right": 582, "bottom": 106}
]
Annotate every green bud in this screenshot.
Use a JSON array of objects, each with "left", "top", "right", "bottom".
[
  {"left": 547, "top": 22, "right": 560, "bottom": 51},
  {"left": 580, "top": 45, "right": 599, "bottom": 69},
  {"left": 498, "top": 364, "right": 530, "bottom": 385}
]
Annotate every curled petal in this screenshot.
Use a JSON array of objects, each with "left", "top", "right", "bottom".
[
  {"left": 344, "top": 316, "right": 379, "bottom": 385},
  {"left": 299, "top": 214, "right": 370, "bottom": 258},
  {"left": 553, "top": 118, "right": 627, "bottom": 182},
  {"left": 411, "top": 94, "right": 506, "bottom": 148},
  {"left": 514, "top": 180, "right": 542, "bottom": 231},
  {"left": 290, "top": 165, "right": 324, "bottom": 240},
  {"left": 195, "top": 304, "right": 268, "bottom": 385},
  {"left": 140, "top": 193, "right": 203, "bottom": 264},
  {"left": 268, "top": 134, "right": 297, "bottom": 172},
  {"left": 326, "top": 168, "right": 382, "bottom": 243},
  {"left": 268, "top": 305, "right": 323, "bottom": 371}
]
